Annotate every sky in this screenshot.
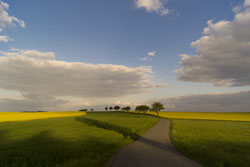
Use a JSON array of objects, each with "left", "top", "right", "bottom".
[{"left": 0, "top": 0, "right": 250, "bottom": 112}]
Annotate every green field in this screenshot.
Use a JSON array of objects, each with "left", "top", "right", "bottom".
[
  {"left": 1, "top": 111, "right": 249, "bottom": 167},
  {"left": 0, "top": 112, "right": 159, "bottom": 167},
  {"left": 170, "top": 119, "right": 250, "bottom": 167}
]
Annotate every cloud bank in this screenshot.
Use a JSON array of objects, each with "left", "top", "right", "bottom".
[
  {"left": 0, "top": 49, "right": 161, "bottom": 99},
  {"left": 176, "top": 0, "right": 250, "bottom": 86},
  {"left": 135, "top": 0, "right": 169, "bottom": 16},
  {"left": 151, "top": 91, "right": 250, "bottom": 112},
  {"left": 0, "top": 96, "right": 67, "bottom": 112}
]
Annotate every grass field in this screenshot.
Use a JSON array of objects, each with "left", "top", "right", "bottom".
[
  {"left": 0, "top": 111, "right": 86, "bottom": 123},
  {"left": 0, "top": 112, "right": 159, "bottom": 167},
  {"left": 1, "top": 111, "right": 249, "bottom": 167},
  {"left": 151, "top": 112, "right": 250, "bottom": 122},
  {"left": 170, "top": 118, "right": 250, "bottom": 167}
]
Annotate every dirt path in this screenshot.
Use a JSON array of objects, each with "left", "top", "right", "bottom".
[{"left": 109, "top": 119, "right": 202, "bottom": 167}]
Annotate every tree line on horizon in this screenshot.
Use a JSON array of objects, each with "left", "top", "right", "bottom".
[
  {"left": 105, "top": 106, "right": 131, "bottom": 112},
  {"left": 104, "top": 102, "right": 164, "bottom": 116}
]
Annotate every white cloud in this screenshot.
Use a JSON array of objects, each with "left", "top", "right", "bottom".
[
  {"left": 114, "top": 100, "right": 131, "bottom": 105},
  {"left": 176, "top": 1, "right": 250, "bottom": 87},
  {"left": 0, "top": 49, "right": 162, "bottom": 99},
  {"left": 148, "top": 50, "right": 156, "bottom": 57},
  {"left": 0, "top": 1, "right": 25, "bottom": 42},
  {"left": 140, "top": 50, "right": 157, "bottom": 61},
  {"left": 0, "top": 49, "right": 55, "bottom": 60},
  {"left": 154, "top": 83, "right": 170, "bottom": 87},
  {"left": 135, "top": 0, "right": 169, "bottom": 16},
  {"left": 140, "top": 57, "right": 149, "bottom": 61},
  {"left": 149, "top": 91, "right": 250, "bottom": 112},
  {"left": 0, "top": 1, "right": 25, "bottom": 28},
  {"left": 0, "top": 35, "right": 12, "bottom": 42}
]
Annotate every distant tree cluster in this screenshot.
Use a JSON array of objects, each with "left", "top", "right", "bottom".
[
  {"left": 79, "top": 102, "right": 164, "bottom": 115},
  {"left": 105, "top": 106, "right": 131, "bottom": 112},
  {"left": 79, "top": 109, "right": 88, "bottom": 112},
  {"left": 121, "top": 106, "right": 131, "bottom": 112},
  {"left": 79, "top": 109, "right": 94, "bottom": 112},
  {"left": 103, "top": 102, "right": 164, "bottom": 116},
  {"left": 135, "top": 102, "right": 164, "bottom": 116}
]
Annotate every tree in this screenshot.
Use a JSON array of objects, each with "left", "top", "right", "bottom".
[
  {"left": 125, "top": 106, "right": 131, "bottom": 112},
  {"left": 121, "top": 107, "right": 126, "bottom": 112},
  {"left": 105, "top": 107, "right": 108, "bottom": 111},
  {"left": 109, "top": 106, "right": 113, "bottom": 111},
  {"left": 151, "top": 102, "right": 164, "bottom": 116},
  {"left": 90, "top": 109, "right": 94, "bottom": 111},
  {"left": 135, "top": 106, "right": 139, "bottom": 112},
  {"left": 114, "top": 106, "right": 120, "bottom": 111},
  {"left": 136, "top": 105, "right": 150, "bottom": 114},
  {"left": 121, "top": 106, "right": 131, "bottom": 112}
]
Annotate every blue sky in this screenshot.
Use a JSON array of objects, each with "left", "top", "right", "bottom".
[{"left": 0, "top": 0, "right": 250, "bottom": 111}]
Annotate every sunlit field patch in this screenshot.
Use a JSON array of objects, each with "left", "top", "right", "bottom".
[
  {"left": 0, "top": 111, "right": 86, "bottom": 123},
  {"left": 171, "top": 119, "right": 250, "bottom": 167},
  {"left": 139, "top": 111, "right": 250, "bottom": 166}
]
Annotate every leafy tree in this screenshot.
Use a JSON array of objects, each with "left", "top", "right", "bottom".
[
  {"left": 114, "top": 106, "right": 120, "bottom": 111},
  {"left": 109, "top": 107, "right": 113, "bottom": 111},
  {"left": 135, "top": 106, "right": 139, "bottom": 112},
  {"left": 136, "top": 105, "right": 150, "bottom": 114},
  {"left": 120, "top": 106, "right": 131, "bottom": 112},
  {"left": 105, "top": 107, "right": 108, "bottom": 111},
  {"left": 90, "top": 109, "right": 94, "bottom": 111},
  {"left": 121, "top": 107, "right": 126, "bottom": 112},
  {"left": 125, "top": 106, "right": 131, "bottom": 112},
  {"left": 151, "top": 102, "right": 164, "bottom": 116}
]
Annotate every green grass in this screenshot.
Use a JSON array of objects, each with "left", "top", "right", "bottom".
[
  {"left": 170, "top": 119, "right": 250, "bottom": 167},
  {"left": 0, "top": 112, "right": 159, "bottom": 167}
]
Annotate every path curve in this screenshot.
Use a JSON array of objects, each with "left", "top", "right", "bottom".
[{"left": 109, "top": 119, "right": 202, "bottom": 167}]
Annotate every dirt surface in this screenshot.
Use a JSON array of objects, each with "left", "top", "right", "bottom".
[{"left": 109, "top": 119, "right": 202, "bottom": 167}]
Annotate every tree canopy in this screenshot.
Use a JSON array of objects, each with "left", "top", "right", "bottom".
[
  {"left": 151, "top": 102, "right": 164, "bottom": 116},
  {"left": 121, "top": 106, "right": 131, "bottom": 112},
  {"left": 114, "top": 106, "right": 120, "bottom": 111},
  {"left": 135, "top": 105, "right": 150, "bottom": 113}
]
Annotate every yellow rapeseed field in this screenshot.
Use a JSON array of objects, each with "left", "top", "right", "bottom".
[
  {"left": 148, "top": 112, "right": 250, "bottom": 122},
  {"left": 0, "top": 111, "right": 86, "bottom": 123}
]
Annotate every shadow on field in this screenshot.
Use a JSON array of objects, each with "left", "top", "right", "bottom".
[
  {"left": 0, "top": 131, "right": 118, "bottom": 167},
  {"left": 138, "top": 136, "right": 177, "bottom": 153},
  {"left": 0, "top": 131, "right": 6, "bottom": 139},
  {"left": 76, "top": 117, "right": 139, "bottom": 140},
  {"left": 76, "top": 117, "right": 175, "bottom": 153}
]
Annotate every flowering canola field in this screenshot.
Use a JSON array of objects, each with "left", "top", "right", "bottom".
[
  {"left": 0, "top": 111, "right": 86, "bottom": 123},
  {"left": 149, "top": 112, "right": 250, "bottom": 122}
]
